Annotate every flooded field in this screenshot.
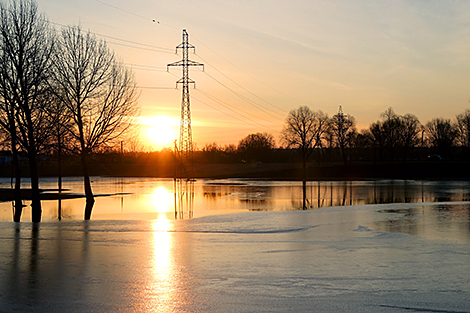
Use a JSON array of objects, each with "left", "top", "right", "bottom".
[
  {"left": 1, "top": 177, "right": 470, "bottom": 312},
  {"left": 1, "top": 177, "right": 470, "bottom": 223}
]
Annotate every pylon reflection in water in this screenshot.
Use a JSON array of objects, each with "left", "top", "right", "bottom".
[{"left": 174, "top": 178, "right": 194, "bottom": 219}]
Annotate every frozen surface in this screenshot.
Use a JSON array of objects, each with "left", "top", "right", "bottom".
[{"left": 1, "top": 202, "right": 470, "bottom": 312}]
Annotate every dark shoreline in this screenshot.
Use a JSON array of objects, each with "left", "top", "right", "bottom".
[
  {"left": 0, "top": 188, "right": 127, "bottom": 202},
  {"left": 2, "top": 160, "right": 470, "bottom": 181}
]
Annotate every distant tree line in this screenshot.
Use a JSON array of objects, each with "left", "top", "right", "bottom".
[
  {"left": 196, "top": 106, "right": 470, "bottom": 169},
  {"left": 0, "top": 0, "right": 139, "bottom": 222}
]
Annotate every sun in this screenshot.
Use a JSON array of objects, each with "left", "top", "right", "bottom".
[{"left": 144, "top": 116, "right": 179, "bottom": 150}]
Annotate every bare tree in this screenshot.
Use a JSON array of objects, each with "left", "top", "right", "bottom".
[
  {"left": 426, "top": 118, "right": 458, "bottom": 157},
  {"left": 0, "top": 0, "right": 54, "bottom": 222},
  {"left": 281, "top": 107, "right": 328, "bottom": 173},
  {"left": 201, "top": 142, "right": 222, "bottom": 163},
  {"left": 330, "top": 106, "right": 356, "bottom": 165},
  {"left": 238, "top": 132, "right": 275, "bottom": 163},
  {"left": 281, "top": 106, "right": 328, "bottom": 209},
  {"left": 398, "top": 113, "right": 421, "bottom": 162},
  {"left": 368, "top": 121, "right": 386, "bottom": 163},
  {"left": 45, "top": 90, "right": 74, "bottom": 196},
  {"left": 380, "top": 108, "right": 401, "bottom": 164},
  {"left": 51, "top": 25, "right": 139, "bottom": 220},
  {"left": 456, "top": 109, "right": 470, "bottom": 148}
]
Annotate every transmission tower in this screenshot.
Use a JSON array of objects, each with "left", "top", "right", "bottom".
[{"left": 167, "top": 29, "right": 204, "bottom": 164}]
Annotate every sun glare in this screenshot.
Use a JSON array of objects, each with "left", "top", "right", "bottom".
[
  {"left": 144, "top": 116, "right": 178, "bottom": 150},
  {"left": 151, "top": 186, "right": 173, "bottom": 213}
]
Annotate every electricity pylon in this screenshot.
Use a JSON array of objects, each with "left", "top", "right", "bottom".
[{"left": 167, "top": 29, "right": 204, "bottom": 165}]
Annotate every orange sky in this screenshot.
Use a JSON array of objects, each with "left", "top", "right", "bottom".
[{"left": 36, "top": 0, "right": 470, "bottom": 151}]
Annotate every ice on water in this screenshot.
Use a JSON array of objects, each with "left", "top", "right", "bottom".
[{"left": 1, "top": 200, "right": 470, "bottom": 312}]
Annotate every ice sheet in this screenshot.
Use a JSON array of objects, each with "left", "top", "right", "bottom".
[{"left": 0, "top": 203, "right": 469, "bottom": 312}]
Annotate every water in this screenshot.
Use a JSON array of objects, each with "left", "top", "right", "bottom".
[
  {"left": 0, "top": 178, "right": 470, "bottom": 312},
  {"left": 1, "top": 177, "right": 470, "bottom": 223}
]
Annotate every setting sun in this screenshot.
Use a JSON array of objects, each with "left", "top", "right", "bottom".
[{"left": 142, "top": 116, "right": 179, "bottom": 150}]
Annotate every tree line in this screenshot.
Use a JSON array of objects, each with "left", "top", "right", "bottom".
[
  {"left": 0, "top": 0, "right": 139, "bottom": 222},
  {"left": 199, "top": 106, "right": 470, "bottom": 169}
]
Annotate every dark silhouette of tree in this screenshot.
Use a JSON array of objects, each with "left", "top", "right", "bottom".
[
  {"left": 368, "top": 108, "right": 420, "bottom": 163},
  {"left": 45, "top": 90, "right": 74, "bottom": 205},
  {"left": 456, "top": 109, "right": 470, "bottom": 149},
  {"left": 281, "top": 106, "right": 328, "bottom": 209},
  {"left": 368, "top": 121, "right": 386, "bottom": 163},
  {"left": 425, "top": 118, "right": 458, "bottom": 157},
  {"left": 0, "top": 0, "right": 54, "bottom": 222},
  {"left": 380, "top": 108, "right": 401, "bottom": 164},
  {"left": 329, "top": 106, "right": 356, "bottom": 165},
  {"left": 350, "top": 129, "right": 372, "bottom": 161},
  {"left": 281, "top": 107, "right": 327, "bottom": 173},
  {"left": 51, "top": 25, "right": 139, "bottom": 220},
  {"left": 398, "top": 113, "right": 421, "bottom": 162},
  {"left": 201, "top": 142, "right": 222, "bottom": 163},
  {"left": 237, "top": 132, "right": 275, "bottom": 163},
  {"left": 0, "top": 79, "right": 22, "bottom": 220}
]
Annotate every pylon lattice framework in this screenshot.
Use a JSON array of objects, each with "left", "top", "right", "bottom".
[{"left": 167, "top": 29, "right": 204, "bottom": 162}]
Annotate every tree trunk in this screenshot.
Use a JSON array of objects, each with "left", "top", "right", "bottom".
[
  {"left": 12, "top": 138, "right": 22, "bottom": 223},
  {"left": 340, "top": 145, "right": 348, "bottom": 166},
  {"left": 29, "top": 149, "right": 41, "bottom": 223},
  {"left": 81, "top": 150, "right": 95, "bottom": 220},
  {"left": 302, "top": 150, "right": 307, "bottom": 210},
  {"left": 57, "top": 131, "right": 62, "bottom": 221},
  {"left": 302, "top": 180, "right": 307, "bottom": 210}
]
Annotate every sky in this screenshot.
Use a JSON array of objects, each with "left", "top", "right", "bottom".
[{"left": 35, "top": 0, "right": 470, "bottom": 150}]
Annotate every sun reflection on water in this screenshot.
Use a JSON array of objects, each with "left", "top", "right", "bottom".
[
  {"left": 150, "top": 216, "right": 175, "bottom": 310},
  {"left": 151, "top": 186, "right": 174, "bottom": 213}
]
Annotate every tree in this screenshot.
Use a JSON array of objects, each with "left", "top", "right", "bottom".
[
  {"left": 281, "top": 107, "right": 328, "bottom": 173},
  {"left": 281, "top": 106, "right": 328, "bottom": 209},
  {"left": 368, "top": 121, "right": 386, "bottom": 163},
  {"left": 45, "top": 90, "right": 74, "bottom": 201},
  {"left": 368, "top": 108, "right": 420, "bottom": 163},
  {"left": 398, "top": 113, "right": 421, "bottom": 162},
  {"left": 237, "top": 132, "right": 275, "bottom": 163},
  {"left": 380, "top": 108, "right": 401, "bottom": 163},
  {"left": 425, "top": 118, "right": 458, "bottom": 156},
  {"left": 456, "top": 109, "right": 470, "bottom": 148},
  {"left": 51, "top": 25, "right": 139, "bottom": 220},
  {"left": 330, "top": 106, "right": 356, "bottom": 165},
  {"left": 201, "top": 142, "right": 222, "bottom": 163},
  {"left": 0, "top": 0, "right": 54, "bottom": 222}
]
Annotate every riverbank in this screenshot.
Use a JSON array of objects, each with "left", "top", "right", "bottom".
[{"left": 3, "top": 160, "right": 470, "bottom": 180}]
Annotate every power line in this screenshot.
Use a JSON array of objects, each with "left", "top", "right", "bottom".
[
  {"left": 106, "top": 41, "right": 173, "bottom": 54},
  {"left": 196, "top": 88, "right": 279, "bottom": 127},
  {"left": 93, "top": 0, "right": 180, "bottom": 31},
  {"left": 96, "top": 36, "right": 173, "bottom": 53},
  {"left": 93, "top": 0, "right": 150, "bottom": 21},
  {"left": 192, "top": 34, "right": 306, "bottom": 108},
  {"left": 125, "top": 63, "right": 167, "bottom": 70},
  {"left": 195, "top": 53, "right": 287, "bottom": 116},
  {"left": 50, "top": 21, "right": 173, "bottom": 54},
  {"left": 136, "top": 86, "right": 175, "bottom": 90},
  {"left": 192, "top": 94, "right": 279, "bottom": 133},
  {"left": 194, "top": 89, "right": 279, "bottom": 132},
  {"left": 202, "top": 71, "right": 285, "bottom": 122}
]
